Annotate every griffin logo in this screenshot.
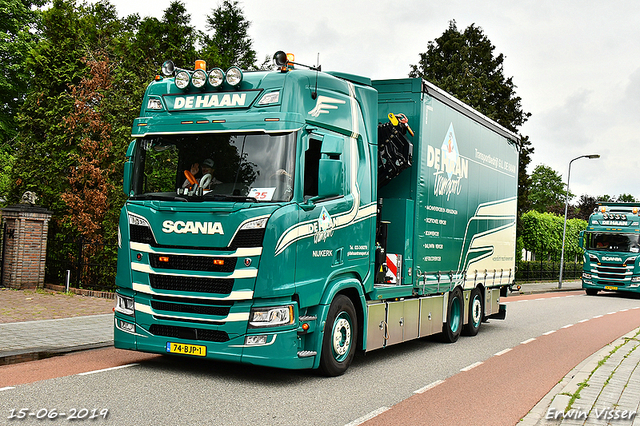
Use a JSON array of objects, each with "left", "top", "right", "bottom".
[{"left": 308, "top": 96, "right": 345, "bottom": 117}]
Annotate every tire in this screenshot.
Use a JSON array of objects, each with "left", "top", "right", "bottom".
[
  {"left": 319, "top": 295, "right": 358, "bottom": 376},
  {"left": 585, "top": 288, "right": 599, "bottom": 296},
  {"left": 463, "top": 287, "right": 483, "bottom": 336},
  {"left": 441, "top": 287, "right": 463, "bottom": 343}
]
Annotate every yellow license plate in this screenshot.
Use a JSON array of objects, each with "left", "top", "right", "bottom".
[
  {"left": 166, "top": 342, "right": 207, "bottom": 357},
  {"left": 604, "top": 286, "right": 618, "bottom": 291}
]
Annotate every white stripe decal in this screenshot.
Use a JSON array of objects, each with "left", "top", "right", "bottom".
[{"left": 130, "top": 242, "right": 262, "bottom": 257}]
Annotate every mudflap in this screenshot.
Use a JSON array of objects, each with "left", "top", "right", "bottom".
[{"left": 486, "top": 303, "right": 507, "bottom": 320}]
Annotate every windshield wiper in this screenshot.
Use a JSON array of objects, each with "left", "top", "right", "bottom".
[
  {"left": 202, "top": 193, "right": 259, "bottom": 202},
  {"left": 130, "top": 194, "right": 187, "bottom": 202}
]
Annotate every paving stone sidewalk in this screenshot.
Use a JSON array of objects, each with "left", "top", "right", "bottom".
[
  {"left": 521, "top": 327, "right": 640, "bottom": 426},
  {"left": 0, "top": 287, "right": 115, "bottom": 365}
]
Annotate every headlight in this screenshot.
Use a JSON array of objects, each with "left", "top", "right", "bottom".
[
  {"left": 115, "top": 294, "right": 135, "bottom": 316},
  {"left": 226, "top": 66, "right": 243, "bottom": 87},
  {"left": 128, "top": 212, "right": 150, "bottom": 227},
  {"left": 191, "top": 69, "right": 207, "bottom": 89},
  {"left": 240, "top": 216, "right": 268, "bottom": 230},
  {"left": 208, "top": 68, "right": 225, "bottom": 87},
  {"left": 631, "top": 276, "right": 640, "bottom": 283},
  {"left": 258, "top": 91, "right": 280, "bottom": 105},
  {"left": 249, "top": 305, "right": 294, "bottom": 328},
  {"left": 582, "top": 272, "right": 591, "bottom": 279},
  {"left": 147, "top": 98, "right": 163, "bottom": 110},
  {"left": 175, "top": 70, "right": 190, "bottom": 90}
]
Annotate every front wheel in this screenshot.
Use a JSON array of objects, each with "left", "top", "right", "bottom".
[
  {"left": 463, "top": 287, "right": 483, "bottom": 336},
  {"left": 319, "top": 295, "right": 358, "bottom": 376},
  {"left": 585, "top": 288, "right": 599, "bottom": 296},
  {"left": 441, "top": 287, "right": 463, "bottom": 343}
]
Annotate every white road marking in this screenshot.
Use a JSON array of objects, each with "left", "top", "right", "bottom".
[
  {"left": 77, "top": 363, "right": 139, "bottom": 376},
  {"left": 343, "top": 407, "right": 390, "bottom": 426},
  {"left": 414, "top": 380, "right": 444, "bottom": 394},
  {"left": 461, "top": 361, "right": 483, "bottom": 372},
  {"left": 494, "top": 348, "right": 512, "bottom": 356},
  {"left": 521, "top": 338, "right": 536, "bottom": 345}
]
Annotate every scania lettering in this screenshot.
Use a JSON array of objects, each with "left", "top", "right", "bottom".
[
  {"left": 580, "top": 202, "right": 640, "bottom": 295},
  {"left": 161, "top": 220, "right": 224, "bottom": 235},
  {"left": 114, "top": 52, "right": 520, "bottom": 375}
]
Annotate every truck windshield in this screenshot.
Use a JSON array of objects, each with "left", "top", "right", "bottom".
[
  {"left": 132, "top": 132, "right": 295, "bottom": 202},
  {"left": 587, "top": 232, "right": 640, "bottom": 253}
]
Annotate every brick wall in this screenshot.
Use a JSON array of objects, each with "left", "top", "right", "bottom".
[{"left": 1, "top": 204, "right": 53, "bottom": 289}]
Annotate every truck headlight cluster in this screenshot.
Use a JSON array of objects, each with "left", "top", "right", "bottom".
[
  {"left": 115, "top": 294, "right": 135, "bottom": 316},
  {"left": 249, "top": 305, "right": 294, "bottom": 328}
]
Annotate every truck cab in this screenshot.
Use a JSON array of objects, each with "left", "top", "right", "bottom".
[{"left": 580, "top": 202, "right": 640, "bottom": 295}]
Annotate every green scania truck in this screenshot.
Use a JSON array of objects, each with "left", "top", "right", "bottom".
[
  {"left": 114, "top": 52, "right": 520, "bottom": 375},
  {"left": 580, "top": 202, "right": 640, "bottom": 295}
]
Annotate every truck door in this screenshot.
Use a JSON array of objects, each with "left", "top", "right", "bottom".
[{"left": 294, "top": 132, "right": 354, "bottom": 297}]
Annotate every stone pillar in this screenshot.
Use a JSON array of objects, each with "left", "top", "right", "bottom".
[{"left": 1, "top": 204, "right": 53, "bottom": 289}]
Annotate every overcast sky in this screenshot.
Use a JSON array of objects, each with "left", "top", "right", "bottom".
[{"left": 105, "top": 0, "right": 640, "bottom": 201}]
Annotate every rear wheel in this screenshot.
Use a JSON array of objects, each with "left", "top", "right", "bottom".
[
  {"left": 441, "top": 287, "right": 463, "bottom": 343},
  {"left": 319, "top": 295, "right": 358, "bottom": 376},
  {"left": 463, "top": 287, "right": 483, "bottom": 336}
]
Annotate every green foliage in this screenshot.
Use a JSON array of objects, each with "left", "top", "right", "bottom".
[
  {"left": 201, "top": 0, "right": 257, "bottom": 70},
  {"left": 409, "top": 21, "right": 530, "bottom": 131},
  {"left": 529, "top": 164, "right": 571, "bottom": 212},
  {"left": 0, "top": 0, "right": 45, "bottom": 145},
  {"left": 521, "top": 210, "right": 587, "bottom": 262}
]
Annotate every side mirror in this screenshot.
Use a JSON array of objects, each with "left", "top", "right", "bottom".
[
  {"left": 578, "top": 230, "right": 584, "bottom": 249},
  {"left": 317, "top": 159, "right": 343, "bottom": 198},
  {"left": 123, "top": 140, "right": 136, "bottom": 196}
]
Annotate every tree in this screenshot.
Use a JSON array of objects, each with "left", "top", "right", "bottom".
[
  {"left": 409, "top": 20, "right": 533, "bottom": 242},
  {"left": 0, "top": 0, "right": 45, "bottom": 145},
  {"left": 529, "top": 164, "right": 570, "bottom": 213},
  {"left": 9, "top": 0, "right": 89, "bottom": 214},
  {"left": 159, "top": 1, "right": 198, "bottom": 68},
  {"left": 201, "top": 0, "right": 257, "bottom": 70},
  {"left": 617, "top": 193, "right": 637, "bottom": 203},
  {"left": 576, "top": 194, "right": 598, "bottom": 220}
]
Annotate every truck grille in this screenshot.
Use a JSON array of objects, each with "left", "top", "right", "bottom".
[
  {"left": 149, "top": 275, "right": 234, "bottom": 294},
  {"left": 229, "top": 229, "right": 265, "bottom": 249},
  {"left": 130, "top": 225, "right": 155, "bottom": 245},
  {"left": 595, "top": 263, "right": 629, "bottom": 282},
  {"left": 149, "top": 254, "right": 237, "bottom": 272},
  {"left": 150, "top": 299, "right": 232, "bottom": 316},
  {"left": 149, "top": 324, "right": 229, "bottom": 342}
]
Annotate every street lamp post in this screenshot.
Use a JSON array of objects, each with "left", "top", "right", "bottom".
[{"left": 559, "top": 154, "right": 600, "bottom": 289}]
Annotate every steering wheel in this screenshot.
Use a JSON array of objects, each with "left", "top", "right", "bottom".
[{"left": 200, "top": 173, "right": 212, "bottom": 189}]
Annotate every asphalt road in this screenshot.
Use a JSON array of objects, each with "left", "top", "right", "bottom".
[{"left": 1, "top": 290, "right": 639, "bottom": 425}]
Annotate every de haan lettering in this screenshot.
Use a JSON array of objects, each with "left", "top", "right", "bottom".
[
  {"left": 173, "top": 93, "right": 247, "bottom": 110},
  {"left": 162, "top": 220, "right": 224, "bottom": 235}
]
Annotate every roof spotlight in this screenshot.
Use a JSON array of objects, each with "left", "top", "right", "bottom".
[
  {"left": 208, "top": 68, "right": 225, "bottom": 88},
  {"left": 273, "top": 51, "right": 288, "bottom": 67},
  {"left": 161, "top": 60, "right": 175, "bottom": 76},
  {"left": 192, "top": 69, "right": 207, "bottom": 89},
  {"left": 175, "top": 70, "right": 190, "bottom": 90},
  {"left": 226, "top": 66, "right": 243, "bottom": 87}
]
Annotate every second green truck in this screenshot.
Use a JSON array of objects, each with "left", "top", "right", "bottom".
[{"left": 114, "top": 52, "right": 520, "bottom": 375}]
